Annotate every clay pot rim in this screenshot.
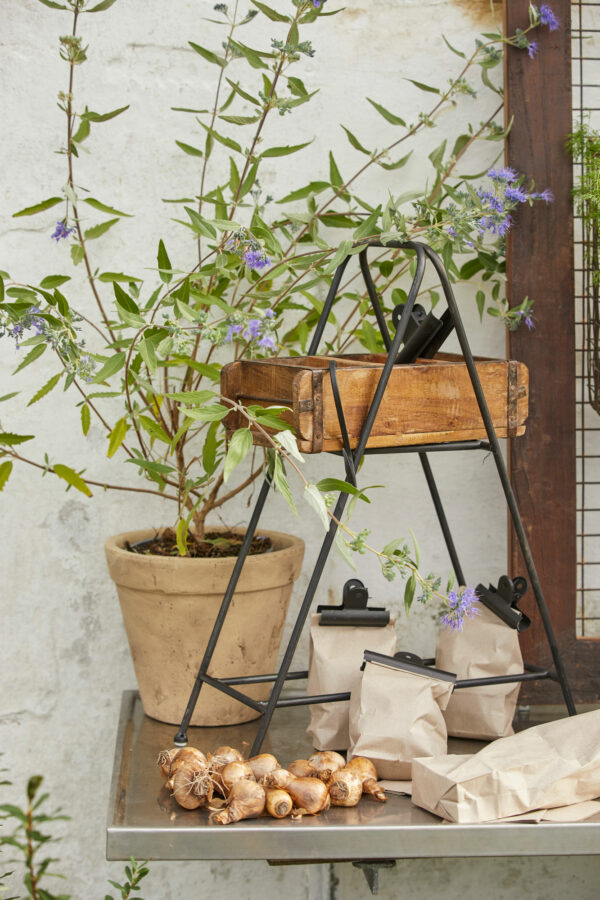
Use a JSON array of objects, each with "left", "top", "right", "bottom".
[{"left": 105, "top": 525, "right": 305, "bottom": 573}]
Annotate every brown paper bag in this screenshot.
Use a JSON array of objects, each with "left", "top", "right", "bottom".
[
  {"left": 348, "top": 651, "right": 456, "bottom": 779},
  {"left": 307, "top": 614, "right": 397, "bottom": 750},
  {"left": 412, "top": 708, "right": 600, "bottom": 823},
  {"left": 435, "top": 603, "right": 523, "bottom": 739}
]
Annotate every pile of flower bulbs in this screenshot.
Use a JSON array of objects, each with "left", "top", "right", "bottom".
[{"left": 157, "top": 746, "right": 386, "bottom": 825}]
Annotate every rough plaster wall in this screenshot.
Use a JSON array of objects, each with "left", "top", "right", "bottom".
[{"left": 3, "top": 1, "right": 597, "bottom": 898}]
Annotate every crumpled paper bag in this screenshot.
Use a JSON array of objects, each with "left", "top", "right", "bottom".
[
  {"left": 348, "top": 651, "right": 456, "bottom": 779},
  {"left": 412, "top": 709, "right": 600, "bottom": 823},
  {"left": 435, "top": 603, "right": 523, "bottom": 740},
  {"left": 306, "top": 614, "right": 397, "bottom": 750}
]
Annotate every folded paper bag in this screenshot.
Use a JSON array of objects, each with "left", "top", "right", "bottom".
[
  {"left": 348, "top": 651, "right": 456, "bottom": 780},
  {"left": 306, "top": 613, "right": 397, "bottom": 751},
  {"left": 411, "top": 708, "right": 600, "bottom": 823},
  {"left": 435, "top": 602, "right": 523, "bottom": 740}
]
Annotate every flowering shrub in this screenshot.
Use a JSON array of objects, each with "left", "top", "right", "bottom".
[{"left": 0, "top": 0, "right": 560, "bottom": 613}]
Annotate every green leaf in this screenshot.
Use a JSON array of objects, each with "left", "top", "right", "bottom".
[
  {"left": 0, "top": 391, "right": 19, "bottom": 402},
  {"left": 182, "top": 404, "right": 229, "bottom": 421},
  {"left": 0, "top": 432, "right": 34, "bottom": 446},
  {"left": 353, "top": 206, "right": 381, "bottom": 240},
  {"left": 13, "top": 343, "right": 46, "bottom": 374},
  {"left": 98, "top": 272, "right": 142, "bottom": 283},
  {"left": 72, "top": 116, "right": 91, "bottom": 144},
  {"left": 107, "top": 417, "right": 128, "bottom": 457},
  {"left": 272, "top": 453, "right": 296, "bottom": 514},
  {"left": 85, "top": 105, "right": 129, "bottom": 122},
  {"left": 81, "top": 403, "right": 91, "bottom": 436},
  {"left": 196, "top": 121, "right": 241, "bottom": 154},
  {"left": 475, "top": 289, "right": 486, "bottom": 322},
  {"left": 341, "top": 125, "right": 370, "bottom": 155},
  {"left": 53, "top": 464, "right": 93, "bottom": 497},
  {"left": 278, "top": 181, "right": 330, "bottom": 204},
  {"left": 316, "top": 477, "right": 367, "bottom": 498},
  {"left": 83, "top": 198, "right": 133, "bottom": 217},
  {"left": 379, "top": 151, "right": 412, "bottom": 171},
  {"left": 189, "top": 41, "right": 226, "bottom": 67},
  {"left": 166, "top": 390, "right": 215, "bottom": 403},
  {"left": 183, "top": 207, "right": 217, "bottom": 239},
  {"left": 39, "top": 274, "right": 70, "bottom": 289},
  {"left": 202, "top": 421, "right": 219, "bottom": 474},
  {"left": 138, "top": 338, "right": 157, "bottom": 374},
  {"left": 13, "top": 197, "right": 62, "bottom": 218},
  {"left": 91, "top": 352, "right": 126, "bottom": 384},
  {"left": 71, "top": 244, "right": 85, "bottom": 265},
  {"left": 366, "top": 97, "right": 406, "bottom": 126},
  {"left": 175, "top": 140, "right": 204, "bottom": 157},
  {"left": 405, "top": 78, "right": 440, "bottom": 94},
  {"left": 459, "top": 257, "right": 484, "bottom": 280},
  {"left": 304, "top": 483, "right": 330, "bottom": 531},
  {"left": 428, "top": 139, "right": 447, "bottom": 172},
  {"left": 36, "top": 0, "right": 68, "bottom": 8},
  {"left": 219, "top": 113, "right": 261, "bottom": 125},
  {"left": 0, "top": 460, "right": 13, "bottom": 491},
  {"left": 138, "top": 415, "right": 170, "bottom": 444},
  {"left": 27, "top": 372, "right": 62, "bottom": 406},
  {"left": 249, "top": 0, "right": 290, "bottom": 21},
  {"left": 84, "top": 218, "right": 119, "bottom": 240},
  {"left": 229, "top": 39, "right": 268, "bottom": 70},
  {"left": 323, "top": 239, "right": 352, "bottom": 274},
  {"left": 273, "top": 429, "right": 304, "bottom": 463},
  {"left": 223, "top": 428, "right": 253, "bottom": 482},
  {"left": 442, "top": 34, "right": 466, "bottom": 58},
  {"left": 86, "top": 0, "right": 118, "bottom": 10},
  {"left": 225, "top": 78, "right": 261, "bottom": 106},
  {"left": 157, "top": 240, "right": 172, "bottom": 284},
  {"left": 260, "top": 140, "right": 312, "bottom": 158},
  {"left": 238, "top": 160, "right": 259, "bottom": 200},
  {"left": 404, "top": 574, "right": 417, "bottom": 612}
]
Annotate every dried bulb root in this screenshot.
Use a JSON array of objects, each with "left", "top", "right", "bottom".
[
  {"left": 172, "top": 761, "right": 211, "bottom": 810},
  {"left": 287, "top": 759, "right": 318, "bottom": 778},
  {"left": 265, "top": 788, "right": 293, "bottom": 819},
  {"left": 327, "top": 769, "right": 363, "bottom": 807},
  {"left": 213, "top": 780, "right": 266, "bottom": 825},
  {"left": 157, "top": 748, "right": 179, "bottom": 780},
  {"left": 246, "top": 753, "right": 280, "bottom": 780},
  {"left": 307, "top": 751, "right": 346, "bottom": 782},
  {"left": 221, "top": 760, "right": 255, "bottom": 795},
  {"left": 208, "top": 746, "right": 244, "bottom": 770},
  {"left": 286, "top": 777, "right": 331, "bottom": 815},
  {"left": 260, "top": 768, "right": 296, "bottom": 790},
  {"left": 345, "top": 756, "right": 386, "bottom": 802}
]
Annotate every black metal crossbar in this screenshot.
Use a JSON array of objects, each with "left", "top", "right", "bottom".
[{"left": 174, "top": 240, "right": 576, "bottom": 753}]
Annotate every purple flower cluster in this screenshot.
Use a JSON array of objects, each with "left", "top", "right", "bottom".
[
  {"left": 528, "top": 41, "right": 539, "bottom": 59},
  {"left": 51, "top": 220, "right": 75, "bottom": 242},
  {"left": 473, "top": 167, "right": 554, "bottom": 238},
  {"left": 539, "top": 4, "right": 560, "bottom": 30},
  {"left": 225, "top": 311, "right": 277, "bottom": 353},
  {"left": 440, "top": 587, "right": 480, "bottom": 632},
  {"left": 2, "top": 305, "right": 46, "bottom": 348},
  {"left": 243, "top": 249, "right": 270, "bottom": 271}
]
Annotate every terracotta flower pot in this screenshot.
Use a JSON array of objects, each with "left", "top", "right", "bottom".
[{"left": 105, "top": 527, "right": 305, "bottom": 726}]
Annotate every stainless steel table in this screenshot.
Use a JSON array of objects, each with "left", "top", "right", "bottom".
[{"left": 107, "top": 692, "right": 600, "bottom": 864}]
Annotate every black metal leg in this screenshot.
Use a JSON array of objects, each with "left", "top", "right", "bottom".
[
  {"left": 421, "top": 244, "right": 577, "bottom": 715},
  {"left": 250, "top": 492, "right": 350, "bottom": 754},
  {"left": 419, "top": 452, "right": 466, "bottom": 586},
  {"left": 174, "top": 476, "right": 272, "bottom": 745}
]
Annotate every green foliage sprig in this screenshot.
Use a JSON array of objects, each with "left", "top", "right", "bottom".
[
  {"left": 0, "top": 774, "right": 149, "bottom": 900},
  {"left": 0, "top": 0, "right": 557, "bottom": 607}
]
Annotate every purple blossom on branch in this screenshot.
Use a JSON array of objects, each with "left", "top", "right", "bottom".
[
  {"left": 504, "top": 185, "right": 529, "bottom": 203},
  {"left": 533, "top": 188, "right": 554, "bottom": 204},
  {"left": 487, "top": 167, "right": 518, "bottom": 183},
  {"left": 440, "top": 586, "right": 480, "bottom": 631},
  {"left": 540, "top": 4, "right": 560, "bottom": 30},
  {"left": 243, "top": 318, "right": 262, "bottom": 340},
  {"left": 527, "top": 41, "right": 539, "bottom": 59},
  {"left": 51, "top": 221, "right": 75, "bottom": 242},
  {"left": 225, "top": 323, "right": 243, "bottom": 342},
  {"left": 243, "top": 249, "right": 270, "bottom": 270}
]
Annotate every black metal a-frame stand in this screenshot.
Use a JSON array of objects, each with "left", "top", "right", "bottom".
[{"left": 174, "top": 240, "right": 576, "bottom": 754}]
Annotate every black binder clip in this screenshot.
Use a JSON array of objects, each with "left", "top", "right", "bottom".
[
  {"left": 317, "top": 578, "right": 390, "bottom": 627},
  {"left": 475, "top": 575, "right": 531, "bottom": 632}
]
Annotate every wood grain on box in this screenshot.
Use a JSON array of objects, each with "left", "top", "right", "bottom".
[{"left": 221, "top": 353, "right": 529, "bottom": 452}]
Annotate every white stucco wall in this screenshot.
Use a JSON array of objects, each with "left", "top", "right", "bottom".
[{"left": 2, "top": 1, "right": 598, "bottom": 898}]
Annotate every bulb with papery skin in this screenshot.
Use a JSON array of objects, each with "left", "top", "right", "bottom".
[
  {"left": 260, "top": 768, "right": 296, "bottom": 790},
  {"left": 328, "top": 768, "right": 363, "bottom": 807},
  {"left": 287, "top": 759, "right": 318, "bottom": 778},
  {"left": 265, "top": 788, "right": 293, "bottom": 818},
  {"left": 307, "top": 750, "right": 346, "bottom": 782},
  {"left": 345, "top": 756, "right": 386, "bottom": 802},
  {"left": 246, "top": 753, "right": 280, "bottom": 779},
  {"left": 220, "top": 760, "right": 255, "bottom": 795},
  {"left": 286, "top": 776, "right": 331, "bottom": 815},
  {"left": 213, "top": 780, "right": 266, "bottom": 825}
]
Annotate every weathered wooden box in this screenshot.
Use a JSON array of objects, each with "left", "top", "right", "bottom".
[{"left": 221, "top": 353, "right": 529, "bottom": 453}]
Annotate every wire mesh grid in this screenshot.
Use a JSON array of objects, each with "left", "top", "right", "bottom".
[{"left": 573, "top": 0, "right": 600, "bottom": 637}]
